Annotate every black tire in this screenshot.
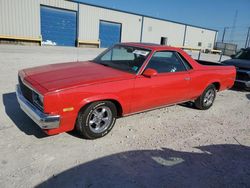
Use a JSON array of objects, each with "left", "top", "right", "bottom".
[
  {"left": 195, "top": 85, "right": 216, "bottom": 110},
  {"left": 76, "top": 101, "right": 117, "bottom": 139}
]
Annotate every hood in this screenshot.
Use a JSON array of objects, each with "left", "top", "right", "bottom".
[
  {"left": 222, "top": 59, "right": 250, "bottom": 70},
  {"left": 23, "top": 61, "right": 134, "bottom": 92}
]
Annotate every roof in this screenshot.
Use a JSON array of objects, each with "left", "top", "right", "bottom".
[
  {"left": 120, "top": 42, "right": 181, "bottom": 51},
  {"left": 69, "top": 0, "right": 218, "bottom": 32}
]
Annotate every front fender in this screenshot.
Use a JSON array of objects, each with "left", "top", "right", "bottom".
[{"left": 76, "top": 94, "right": 127, "bottom": 115}]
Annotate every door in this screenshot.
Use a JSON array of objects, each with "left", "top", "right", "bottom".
[
  {"left": 160, "top": 37, "right": 168, "bottom": 45},
  {"left": 40, "top": 6, "right": 77, "bottom": 46},
  {"left": 131, "top": 51, "right": 191, "bottom": 113},
  {"left": 99, "top": 21, "right": 122, "bottom": 48}
]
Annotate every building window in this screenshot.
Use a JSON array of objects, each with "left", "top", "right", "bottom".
[{"left": 198, "top": 42, "right": 202, "bottom": 47}]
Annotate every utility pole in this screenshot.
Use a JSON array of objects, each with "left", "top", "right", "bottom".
[
  {"left": 248, "top": 34, "right": 250, "bottom": 47},
  {"left": 222, "top": 27, "right": 228, "bottom": 43},
  {"left": 245, "top": 27, "right": 250, "bottom": 48},
  {"left": 229, "top": 10, "right": 238, "bottom": 43}
]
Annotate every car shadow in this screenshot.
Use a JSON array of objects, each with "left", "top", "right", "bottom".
[
  {"left": 2, "top": 92, "right": 48, "bottom": 138},
  {"left": 179, "top": 101, "right": 197, "bottom": 110},
  {"left": 230, "top": 86, "right": 247, "bottom": 92},
  {"left": 246, "top": 94, "right": 250, "bottom": 100},
  {"left": 67, "top": 130, "right": 84, "bottom": 139},
  {"left": 35, "top": 144, "right": 250, "bottom": 188}
]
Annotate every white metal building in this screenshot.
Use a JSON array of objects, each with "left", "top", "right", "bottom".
[{"left": 0, "top": 0, "right": 217, "bottom": 50}]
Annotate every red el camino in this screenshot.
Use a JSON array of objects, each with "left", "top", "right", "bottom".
[{"left": 16, "top": 43, "right": 236, "bottom": 139}]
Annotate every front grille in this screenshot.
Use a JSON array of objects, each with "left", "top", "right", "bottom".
[
  {"left": 18, "top": 76, "right": 33, "bottom": 104},
  {"left": 236, "top": 71, "right": 250, "bottom": 81},
  {"left": 18, "top": 76, "right": 44, "bottom": 111}
]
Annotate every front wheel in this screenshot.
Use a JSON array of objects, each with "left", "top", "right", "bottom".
[
  {"left": 195, "top": 85, "right": 216, "bottom": 110},
  {"left": 76, "top": 101, "right": 117, "bottom": 139}
]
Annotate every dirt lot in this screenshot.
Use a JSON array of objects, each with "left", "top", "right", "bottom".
[{"left": 0, "top": 45, "right": 249, "bottom": 188}]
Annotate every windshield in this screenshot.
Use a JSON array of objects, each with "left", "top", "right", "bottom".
[
  {"left": 234, "top": 49, "right": 250, "bottom": 60},
  {"left": 93, "top": 45, "right": 151, "bottom": 74}
]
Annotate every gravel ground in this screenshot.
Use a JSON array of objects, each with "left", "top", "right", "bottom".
[{"left": 0, "top": 45, "right": 249, "bottom": 188}]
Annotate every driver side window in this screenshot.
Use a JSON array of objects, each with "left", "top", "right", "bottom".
[{"left": 146, "top": 51, "right": 187, "bottom": 73}]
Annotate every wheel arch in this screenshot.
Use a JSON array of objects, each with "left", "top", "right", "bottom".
[
  {"left": 204, "top": 81, "right": 221, "bottom": 92},
  {"left": 211, "top": 82, "right": 221, "bottom": 91},
  {"left": 77, "top": 96, "right": 124, "bottom": 118}
]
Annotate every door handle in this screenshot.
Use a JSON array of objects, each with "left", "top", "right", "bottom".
[{"left": 184, "top": 77, "right": 191, "bottom": 81}]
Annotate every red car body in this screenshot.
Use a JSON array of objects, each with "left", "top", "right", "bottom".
[{"left": 17, "top": 43, "right": 236, "bottom": 135}]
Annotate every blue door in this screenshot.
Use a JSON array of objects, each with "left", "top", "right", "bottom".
[
  {"left": 40, "top": 6, "right": 77, "bottom": 46},
  {"left": 99, "top": 21, "right": 121, "bottom": 48}
]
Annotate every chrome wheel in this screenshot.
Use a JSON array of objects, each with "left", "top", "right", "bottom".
[
  {"left": 203, "top": 89, "right": 215, "bottom": 107},
  {"left": 88, "top": 106, "right": 112, "bottom": 134}
]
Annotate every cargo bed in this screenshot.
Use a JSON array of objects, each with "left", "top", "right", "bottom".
[{"left": 195, "top": 60, "right": 225, "bottom": 66}]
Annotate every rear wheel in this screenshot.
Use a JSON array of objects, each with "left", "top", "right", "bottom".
[
  {"left": 195, "top": 85, "right": 216, "bottom": 110},
  {"left": 76, "top": 101, "right": 117, "bottom": 139}
]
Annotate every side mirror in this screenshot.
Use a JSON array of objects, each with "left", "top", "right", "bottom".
[
  {"left": 230, "top": 54, "right": 235, "bottom": 59},
  {"left": 142, "top": 68, "right": 158, "bottom": 78}
]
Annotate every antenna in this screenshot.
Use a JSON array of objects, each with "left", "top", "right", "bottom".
[{"left": 229, "top": 10, "right": 238, "bottom": 43}]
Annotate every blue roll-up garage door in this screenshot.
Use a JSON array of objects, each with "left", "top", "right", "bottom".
[
  {"left": 40, "top": 6, "right": 77, "bottom": 46},
  {"left": 99, "top": 21, "right": 122, "bottom": 48}
]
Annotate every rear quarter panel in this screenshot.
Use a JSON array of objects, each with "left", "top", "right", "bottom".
[{"left": 188, "top": 65, "right": 236, "bottom": 99}]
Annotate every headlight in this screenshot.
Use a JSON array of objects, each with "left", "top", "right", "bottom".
[
  {"left": 33, "top": 92, "right": 44, "bottom": 109},
  {"left": 38, "top": 94, "right": 44, "bottom": 104}
]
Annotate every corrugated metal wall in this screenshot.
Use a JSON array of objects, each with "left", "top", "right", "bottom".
[
  {"left": 0, "top": 0, "right": 40, "bottom": 38},
  {"left": 78, "top": 4, "right": 142, "bottom": 43},
  {"left": 0, "top": 0, "right": 76, "bottom": 39},
  {"left": 40, "top": 0, "right": 77, "bottom": 11},
  {"left": 142, "top": 17, "right": 186, "bottom": 46},
  {"left": 185, "top": 26, "right": 216, "bottom": 49},
  {"left": 0, "top": 0, "right": 217, "bottom": 49}
]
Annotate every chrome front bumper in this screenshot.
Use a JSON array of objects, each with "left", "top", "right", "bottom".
[{"left": 16, "top": 85, "right": 60, "bottom": 129}]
